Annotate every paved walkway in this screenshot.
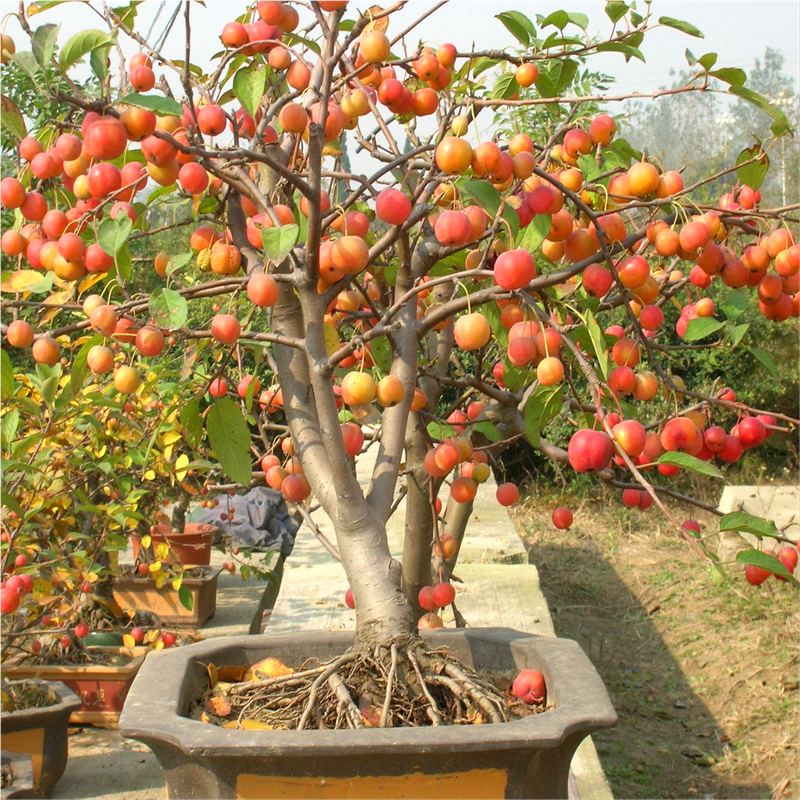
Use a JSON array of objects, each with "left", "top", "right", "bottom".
[{"left": 52, "top": 443, "right": 613, "bottom": 799}]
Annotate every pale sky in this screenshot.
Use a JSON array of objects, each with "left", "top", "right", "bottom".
[{"left": 4, "top": 0, "right": 797, "bottom": 96}]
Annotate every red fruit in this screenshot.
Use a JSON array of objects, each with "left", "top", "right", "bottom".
[
  {"left": 756, "top": 414, "right": 777, "bottom": 439},
  {"left": 0, "top": 177, "right": 26, "bottom": 209},
  {"left": 622, "top": 488, "right": 641, "bottom": 508},
  {"left": 568, "top": 429, "right": 613, "bottom": 473},
  {"left": 613, "top": 420, "right": 647, "bottom": 458},
  {"left": 552, "top": 507, "right": 573, "bottom": 530},
  {"left": 135, "top": 327, "right": 165, "bottom": 357},
  {"left": 744, "top": 563, "right": 771, "bottom": 586},
  {"left": 197, "top": 105, "right": 227, "bottom": 136},
  {"left": 83, "top": 116, "right": 128, "bottom": 160},
  {"left": 703, "top": 426, "right": 727, "bottom": 452},
  {"left": 681, "top": 519, "right": 701, "bottom": 535},
  {"left": 345, "top": 589, "right": 355, "bottom": 609},
  {"left": 74, "top": 622, "right": 90, "bottom": 638},
  {"left": 512, "top": 669, "right": 546, "bottom": 704},
  {"left": 161, "top": 632, "right": 176, "bottom": 648},
  {"left": 179, "top": 162, "right": 209, "bottom": 195},
  {"left": 282, "top": 474, "right": 311, "bottom": 503},
  {"left": 87, "top": 162, "right": 122, "bottom": 197},
  {"left": 418, "top": 586, "right": 437, "bottom": 611},
  {"left": 432, "top": 582, "right": 456, "bottom": 608},
  {"left": 85, "top": 244, "right": 114, "bottom": 274},
  {"left": 638, "top": 491, "right": 653, "bottom": 511},
  {"left": 582, "top": 264, "right": 613, "bottom": 297},
  {"left": 247, "top": 273, "right": 279, "bottom": 307},
  {"left": 210, "top": 314, "right": 241, "bottom": 345},
  {"left": 341, "top": 422, "right": 365, "bottom": 457},
  {"left": 60, "top": 636, "right": 73, "bottom": 649},
  {"left": 717, "top": 434, "right": 743, "bottom": 463},
  {"left": 434, "top": 210, "right": 472, "bottom": 247},
  {"left": 376, "top": 188, "right": 412, "bottom": 226},
  {"left": 736, "top": 417, "right": 766, "bottom": 449},
  {"left": 496, "top": 482, "right": 519, "bottom": 507},
  {"left": 494, "top": 249, "right": 536, "bottom": 290},
  {"left": 130, "top": 627, "right": 145, "bottom": 643},
  {"left": 0, "top": 590, "right": 20, "bottom": 614},
  {"left": 660, "top": 417, "right": 699, "bottom": 453}
]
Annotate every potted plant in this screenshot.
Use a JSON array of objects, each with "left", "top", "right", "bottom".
[
  {"left": 0, "top": 679, "right": 81, "bottom": 797},
  {"left": 2, "top": 0, "right": 798, "bottom": 797}
]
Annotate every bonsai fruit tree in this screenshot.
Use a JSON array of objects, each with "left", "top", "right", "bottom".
[{"left": 1, "top": 0, "right": 798, "bottom": 724}]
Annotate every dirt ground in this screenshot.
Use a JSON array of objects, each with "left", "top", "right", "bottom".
[{"left": 511, "top": 487, "right": 799, "bottom": 800}]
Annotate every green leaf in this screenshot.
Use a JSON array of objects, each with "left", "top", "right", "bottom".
[
  {"left": 261, "top": 223, "right": 299, "bottom": 263},
  {"left": 728, "top": 85, "right": 792, "bottom": 137},
  {"left": 97, "top": 216, "right": 133, "bottom": 256},
  {"left": 576, "top": 154, "right": 601, "bottom": 182},
  {"left": 370, "top": 335, "right": 392, "bottom": 373},
  {"left": 1, "top": 350, "right": 15, "bottom": 400},
  {"left": 178, "top": 584, "right": 194, "bottom": 611},
  {"left": 720, "top": 512, "right": 781, "bottom": 539},
  {"left": 1, "top": 410, "right": 20, "bottom": 450},
  {"left": 149, "top": 288, "right": 188, "bottom": 330},
  {"left": 181, "top": 397, "right": 203, "bottom": 449},
  {"left": 1, "top": 490, "right": 23, "bottom": 517},
  {"left": 523, "top": 384, "right": 562, "bottom": 447},
  {"left": 206, "top": 397, "right": 253, "bottom": 487},
  {"left": 32, "top": 23, "right": 60, "bottom": 67},
  {"left": 605, "top": 2, "right": 629, "bottom": 24},
  {"left": 495, "top": 11, "right": 536, "bottom": 46},
  {"left": 585, "top": 310, "right": 609, "bottom": 380},
  {"left": 727, "top": 321, "right": 749, "bottom": 347},
  {"left": 519, "top": 213, "right": 551, "bottom": 253},
  {"left": 9, "top": 52, "right": 41, "bottom": 83},
  {"left": 551, "top": 58, "right": 579, "bottom": 95},
  {"left": 233, "top": 65, "right": 267, "bottom": 121},
  {"left": 0, "top": 95, "right": 27, "bottom": 141},
  {"left": 490, "top": 71, "right": 519, "bottom": 100},
  {"left": 540, "top": 10, "right": 569, "bottom": 29},
  {"left": 484, "top": 302, "right": 508, "bottom": 348},
  {"left": 683, "top": 317, "right": 725, "bottom": 342},
  {"left": 566, "top": 12, "right": 589, "bottom": 29},
  {"left": 166, "top": 253, "right": 193, "bottom": 277},
  {"left": 736, "top": 550, "right": 797, "bottom": 584},
  {"left": 119, "top": 92, "right": 183, "bottom": 117},
  {"left": 427, "top": 420, "right": 455, "bottom": 441},
  {"left": 471, "top": 57, "right": 498, "bottom": 78},
  {"left": 456, "top": 178, "right": 502, "bottom": 217},
  {"left": 116, "top": 243, "right": 132, "bottom": 282},
  {"left": 472, "top": 421, "right": 503, "bottom": 442},
  {"left": 90, "top": 46, "right": 110, "bottom": 81},
  {"left": 697, "top": 52, "right": 718, "bottom": 70},
  {"left": 656, "top": 452, "right": 722, "bottom": 479},
  {"left": 720, "top": 290, "right": 748, "bottom": 320},
  {"left": 59, "top": 30, "right": 114, "bottom": 72},
  {"left": 595, "top": 41, "right": 645, "bottom": 63},
  {"left": 283, "top": 31, "right": 321, "bottom": 56},
  {"left": 69, "top": 335, "right": 103, "bottom": 396},
  {"left": 735, "top": 145, "right": 769, "bottom": 191},
  {"left": 747, "top": 347, "right": 778, "bottom": 378},
  {"left": 501, "top": 204, "right": 520, "bottom": 246},
  {"left": 658, "top": 16, "right": 703, "bottom": 38},
  {"left": 709, "top": 67, "right": 746, "bottom": 86}
]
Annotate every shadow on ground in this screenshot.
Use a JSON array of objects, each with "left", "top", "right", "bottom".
[{"left": 524, "top": 537, "right": 776, "bottom": 800}]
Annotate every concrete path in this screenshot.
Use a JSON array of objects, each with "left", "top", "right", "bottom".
[
  {"left": 52, "top": 442, "right": 612, "bottom": 800},
  {"left": 718, "top": 485, "right": 799, "bottom": 575}
]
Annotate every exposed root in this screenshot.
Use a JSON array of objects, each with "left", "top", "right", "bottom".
[{"left": 194, "top": 640, "right": 546, "bottom": 731}]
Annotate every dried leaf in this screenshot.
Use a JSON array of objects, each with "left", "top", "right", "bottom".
[
  {"left": 244, "top": 657, "right": 294, "bottom": 682},
  {"left": 204, "top": 662, "right": 219, "bottom": 688},
  {"left": 363, "top": 6, "right": 389, "bottom": 32},
  {"left": 360, "top": 705, "right": 381, "bottom": 727},
  {"left": 205, "top": 695, "right": 232, "bottom": 717},
  {"left": 218, "top": 665, "right": 248, "bottom": 682},
  {"left": 222, "top": 719, "right": 274, "bottom": 730},
  {"left": 200, "top": 711, "right": 212, "bottom": 724}
]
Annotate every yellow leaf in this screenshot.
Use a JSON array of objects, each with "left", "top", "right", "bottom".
[
  {"left": 141, "top": 534, "right": 152, "bottom": 549},
  {"left": 163, "top": 444, "right": 173, "bottom": 462},
  {"left": 175, "top": 454, "right": 190, "bottom": 481},
  {"left": 218, "top": 665, "right": 248, "bottom": 682},
  {"left": 154, "top": 639, "right": 165, "bottom": 651},
  {"left": 145, "top": 628, "right": 161, "bottom": 643},
  {"left": 78, "top": 272, "right": 108, "bottom": 293},
  {"left": 0, "top": 270, "right": 46, "bottom": 292},
  {"left": 205, "top": 662, "right": 219, "bottom": 688},
  {"left": 84, "top": 571, "right": 99, "bottom": 583},
  {"left": 162, "top": 430, "right": 182, "bottom": 446},
  {"left": 243, "top": 658, "right": 294, "bottom": 682},
  {"left": 143, "top": 470, "right": 156, "bottom": 480},
  {"left": 323, "top": 322, "right": 340, "bottom": 356},
  {"left": 154, "top": 543, "right": 170, "bottom": 561},
  {"left": 95, "top": 446, "right": 107, "bottom": 458},
  {"left": 123, "top": 634, "right": 136, "bottom": 649}
]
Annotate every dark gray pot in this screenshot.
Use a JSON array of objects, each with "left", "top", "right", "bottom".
[
  {"left": 0, "top": 680, "right": 81, "bottom": 798},
  {"left": 120, "top": 628, "right": 616, "bottom": 799}
]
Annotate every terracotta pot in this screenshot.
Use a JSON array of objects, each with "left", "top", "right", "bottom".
[
  {"left": 2, "top": 647, "right": 146, "bottom": 730},
  {"left": 132, "top": 522, "right": 216, "bottom": 566},
  {"left": 120, "top": 628, "right": 617, "bottom": 799},
  {"left": 1, "top": 679, "right": 81, "bottom": 797},
  {"left": 112, "top": 568, "right": 220, "bottom": 630},
  {"left": 1, "top": 751, "right": 34, "bottom": 800}
]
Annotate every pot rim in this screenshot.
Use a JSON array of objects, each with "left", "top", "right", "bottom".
[
  {"left": 0, "top": 678, "right": 82, "bottom": 720},
  {"left": 3, "top": 647, "right": 147, "bottom": 677},
  {"left": 120, "top": 628, "right": 617, "bottom": 756},
  {"left": 114, "top": 566, "right": 222, "bottom": 586}
]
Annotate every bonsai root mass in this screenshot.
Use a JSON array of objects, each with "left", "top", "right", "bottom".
[{"left": 192, "top": 641, "right": 545, "bottom": 730}]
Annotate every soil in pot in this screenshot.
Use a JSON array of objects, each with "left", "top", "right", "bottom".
[{"left": 188, "top": 641, "right": 549, "bottom": 730}]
